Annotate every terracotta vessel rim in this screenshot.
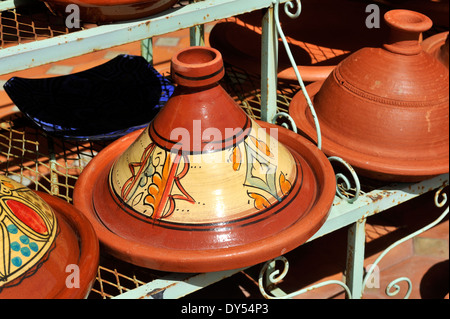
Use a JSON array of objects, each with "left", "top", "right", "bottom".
[
  {"left": 421, "top": 31, "right": 449, "bottom": 53},
  {"left": 42, "top": 0, "right": 179, "bottom": 23},
  {"left": 37, "top": 192, "right": 99, "bottom": 299},
  {"left": 383, "top": 9, "right": 432, "bottom": 33},
  {"left": 73, "top": 122, "right": 336, "bottom": 273}
]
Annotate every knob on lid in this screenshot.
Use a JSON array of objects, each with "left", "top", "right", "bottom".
[{"left": 383, "top": 9, "right": 433, "bottom": 55}]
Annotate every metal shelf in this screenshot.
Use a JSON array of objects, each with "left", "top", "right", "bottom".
[{"left": 0, "top": 0, "right": 289, "bottom": 75}]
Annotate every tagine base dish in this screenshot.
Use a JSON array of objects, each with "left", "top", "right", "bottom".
[
  {"left": 0, "top": 191, "right": 99, "bottom": 299},
  {"left": 73, "top": 121, "right": 335, "bottom": 273},
  {"left": 290, "top": 81, "right": 450, "bottom": 182}
]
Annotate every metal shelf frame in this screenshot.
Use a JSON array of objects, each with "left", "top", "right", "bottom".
[{"left": 1, "top": 0, "right": 448, "bottom": 299}]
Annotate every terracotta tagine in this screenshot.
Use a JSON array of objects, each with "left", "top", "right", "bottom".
[
  {"left": 422, "top": 31, "right": 449, "bottom": 69},
  {"left": 209, "top": 0, "right": 389, "bottom": 82},
  {"left": 290, "top": 9, "right": 449, "bottom": 182},
  {"left": 42, "top": 0, "right": 178, "bottom": 23},
  {"left": 0, "top": 175, "right": 99, "bottom": 299},
  {"left": 73, "top": 46, "right": 336, "bottom": 273}
]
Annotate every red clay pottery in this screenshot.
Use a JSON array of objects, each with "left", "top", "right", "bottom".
[
  {"left": 209, "top": 0, "right": 389, "bottom": 82},
  {"left": 42, "top": 0, "right": 178, "bottom": 23},
  {"left": 0, "top": 175, "right": 99, "bottom": 299},
  {"left": 290, "top": 9, "right": 449, "bottom": 182},
  {"left": 422, "top": 31, "right": 449, "bottom": 69},
  {"left": 379, "top": 0, "right": 449, "bottom": 28},
  {"left": 73, "top": 46, "right": 336, "bottom": 273}
]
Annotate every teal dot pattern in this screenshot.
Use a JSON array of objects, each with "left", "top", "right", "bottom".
[{"left": 6, "top": 225, "right": 40, "bottom": 268}]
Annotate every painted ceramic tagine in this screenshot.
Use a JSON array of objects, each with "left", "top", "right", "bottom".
[
  {"left": 42, "top": 0, "right": 178, "bottom": 23},
  {"left": 0, "top": 175, "right": 99, "bottom": 299},
  {"left": 290, "top": 9, "right": 449, "bottom": 182},
  {"left": 73, "top": 46, "right": 336, "bottom": 273},
  {"left": 209, "top": 0, "right": 390, "bottom": 82}
]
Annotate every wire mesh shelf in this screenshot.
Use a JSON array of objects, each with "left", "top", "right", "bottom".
[{"left": 0, "top": 1, "right": 82, "bottom": 49}]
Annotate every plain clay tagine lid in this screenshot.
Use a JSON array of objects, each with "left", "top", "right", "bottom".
[
  {"left": 73, "top": 46, "right": 336, "bottom": 273},
  {"left": 0, "top": 175, "right": 99, "bottom": 298},
  {"left": 290, "top": 9, "right": 449, "bottom": 182}
]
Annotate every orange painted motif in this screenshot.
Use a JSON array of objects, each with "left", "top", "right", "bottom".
[
  {"left": 249, "top": 136, "right": 273, "bottom": 157},
  {"left": 248, "top": 192, "right": 271, "bottom": 210},
  {"left": 231, "top": 146, "right": 242, "bottom": 171},
  {"left": 279, "top": 172, "right": 292, "bottom": 196}
]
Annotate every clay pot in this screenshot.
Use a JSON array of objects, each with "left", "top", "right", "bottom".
[
  {"left": 290, "top": 10, "right": 449, "bottom": 182},
  {"left": 0, "top": 175, "right": 99, "bottom": 299},
  {"left": 42, "top": 0, "right": 178, "bottom": 23},
  {"left": 73, "top": 46, "right": 336, "bottom": 273},
  {"left": 209, "top": 0, "right": 389, "bottom": 82},
  {"left": 422, "top": 32, "right": 449, "bottom": 69}
]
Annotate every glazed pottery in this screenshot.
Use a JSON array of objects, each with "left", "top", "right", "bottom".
[
  {"left": 422, "top": 32, "right": 449, "bottom": 69},
  {"left": 209, "top": 0, "right": 389, "bottom": 82},
  {"left": 290, "top": 10, "right": 449, "bottom": 182},
  {"left": 3, "top": 54, "right": 174, "bottom": 141},
  {"left": 73, "top": 46, "right": 336, "bottom": 273},
  {"left": 0, "top": 174, "right": 99, "bottom": 299},
  {"left": 42, "top": 0, "right": 178, "bottom": 23}
]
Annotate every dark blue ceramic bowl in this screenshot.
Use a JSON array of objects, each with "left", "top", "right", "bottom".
[{"left": 3, "top": 54, "right": 174, "bottom": 140}]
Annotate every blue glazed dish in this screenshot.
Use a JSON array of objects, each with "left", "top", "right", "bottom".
[{"left": 3, "top": 54, "right": 174, "bottom": 141}]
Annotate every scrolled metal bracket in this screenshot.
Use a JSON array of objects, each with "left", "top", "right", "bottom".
[
  {"left": 283, "top": 0, "right": 302, "bottom": 19},
  {"left": 361, "top": 184, "right": 449, "bottom": 299},
  {"left": 258, "top": 256, "right": 352, "bottom": 299},
  {"left": 271, "top": 112, "right": 298, "bottom": 133},
  {"left": 327, "top": 156, "right": 362, "bottom": 203},
  {"left": 272, "top": 0, "right": 322, "bottom": 150}
]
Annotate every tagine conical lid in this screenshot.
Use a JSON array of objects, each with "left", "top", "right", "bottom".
[
  {"left": 0, "top": 175, "right": 99, "bottom": 298},
  {"left": 290, "top": 9, "right": 449, "bottom": 182},
  {"left": 73, "top": 46, "right": 336, "bottom": 273}
]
